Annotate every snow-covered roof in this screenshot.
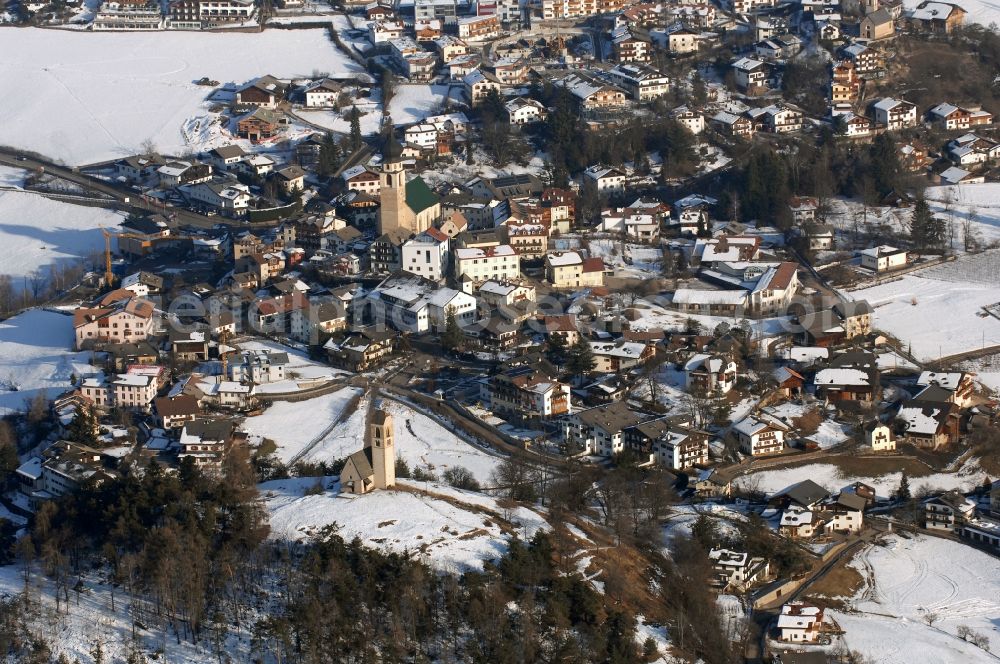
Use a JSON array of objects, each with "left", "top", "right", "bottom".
[
  {"left": 814, "top": 368, "right": 870, "bottom": 387},
  {"left": 899, "top": 404, "right": 945, "bottom": 435},
  {"left": 546, "top": 251, "right": 583, "bottom": 267},
  {"left": 455, "top": 245, "right": 517, "bottom": 260},
  {"left": 732, "top": 57, "right": 765, "bottom": 71},
  {"left": 909, "top": 1, "right": 960, "bottom": 20},
  {"left": 589, "top": 341, "right": 647, "bottom": 359},
  {"left": 671, "top": 289, "right": 747, "bottom": 305},
  {"left": 917, "top": 371, "right": 963, "bottom": 390},
  {"left": 779, "top": 507, "right": 813, "bottom": 528}
]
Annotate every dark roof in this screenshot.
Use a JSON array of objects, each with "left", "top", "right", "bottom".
[
  {"left": 833, "top": 300, "right": 873, "bottom": 318},
  {"left": 575, "top": 401, "right": 645, "bottom": 433},
  {"left": 773, "top": 479, "right": 830, "bottom": 508},
  {"left": 184, "top": 418, "right": 233, "bottom": 441},
  {"left": 833, "top": 491, "right": 867, "bottom": 511},
  {"left": 913, "top": 384, "right": 953, "bottom": 403},
  {"left": 154, "top": 394, "right": 200, "bottom": 417},
  {"left": 405, "top": 177, "right": 440, "bottom": 214},
  {"left": 372, "top": 409, "right": 391, "bottom": 426},
  {"left": 347, "top": 447, "right": 374, "bottom": 478},
  {"left": 384, "top": 130, "right": 405, "bottom": 162}
]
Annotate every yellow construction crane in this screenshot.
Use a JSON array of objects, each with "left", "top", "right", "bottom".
[{"left": 100, "top": 226, "right": 191, "bottom": 287}]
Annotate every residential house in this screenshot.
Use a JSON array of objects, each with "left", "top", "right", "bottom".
[
  {"left": 489, "top": 366, "right": 572, "bottom": 424},
  {"left": 302, "top": 78, "right": 341, "bottom": 108},
  {"left": 860, "top": 245, "right": 908, "bottom": 272},
  {"left": 778, "top": 602, "right": 825, "bottom": 643},
  {"left": 463, "top": 69, "right": 503, "bottom": 105},
  {"left": 454, "top": 245, "right": 520, "bottom": 293},
  {"left": 624, "top": 418, "right": 710, "bottom": 469},
  {"left": 734, "top": 416, "right": 786, "bottom": 456},
  {"left": 589, "top": 340, "right": 654, "bottom": 373},
  {"left": 872, "top": 98, "right": 917, "bottom": 130},
  {"left": 732, "top": 57, "right": 769, "bottom": 94},
  {"left": 233, "top": 75, "right": 284, "bottom": 109},
  {"left": 916, "top": 371, "right": 977, "bottom": 408},
  {"left": 684, "top": 353, "right": 738, "bottom": 395},
  {"left": 564, "top": 401, "right": 645, "bottom": 456},
  {"left": 401, "top": 228, "right": 451, "bottom": 282},
  {"left": 367, "top": 273, "right": 476, "bottom": 334},
  {"left": 897, "top": 399, "right": 960, "bottom": 448},
  {"left": 73, "top": 297, "right": 156, "bottom": 350},
  {"left": 928, "top": 103, "right": 993, "bottom": 131},
  {"left": 208, "top": 145, "right": 247, "bottom": 171},
  {"left": 554, "top": 73, "right": 627, "bottom": 110},
  {"left": 708, "top": 549, "right": 770, "bottom": 590},
  {"left": 924, "top": 491, "right": 975, "bottom": 530},
  {"left": 505, "top": 97, "right": 547, "bottom": 125},
  {"left": 325, "top": 328, "right": 397, "bottom": 371},
  {"left": 907, "top": 0, "right": 965, "bottom": 32},
  {"left": 178, "top": 419, "right": 232, "bottom": 471},
  {"left": 545, "top": 251, "right": 606, "bottom": 289},
  {"left": 583, "top": 165, "right": 626, "bottom": 193},
  {"left": 154, "top": 394, "right": 201, "bottom": 430},
  {"left": 867, "top": 422, "right": 896, "bottom": 451}
]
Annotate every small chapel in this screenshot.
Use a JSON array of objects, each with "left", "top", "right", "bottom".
[{"left": 340, "top": 408, "right": 396, "bottom": 494}]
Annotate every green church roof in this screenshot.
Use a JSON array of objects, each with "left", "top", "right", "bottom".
[{"left": 405, "top": 177, "right": 439, "bottom": 215}]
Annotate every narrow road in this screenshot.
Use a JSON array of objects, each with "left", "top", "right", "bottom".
[{"left": 0, "top": 147, "right": 229, "bottom": 230}]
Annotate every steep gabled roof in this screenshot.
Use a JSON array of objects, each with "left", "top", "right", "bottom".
[{"left": 405, "top": 176, "right": 440, "bottom": 214}]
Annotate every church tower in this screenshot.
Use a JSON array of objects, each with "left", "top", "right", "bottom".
[
  {"left": 368, "top": 409, "right": 395, "bottom": 490},
  {"left": 377, "top": 129, "right": 414, "bottom": 235}
]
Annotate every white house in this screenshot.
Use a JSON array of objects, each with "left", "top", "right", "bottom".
[
  {"left": 454, "top": 245, "right": 520, "bottom": 293},
  {"left": 401, "top": 228, "right": 451, "bottom": 282},
  {"left": 505, "top": 97, "right": 546, "bottom": 125},
  {"left": 859, "top": 245, "right": 907, "bottom": 272},
  {"left": 872, "top": 97, "right": 917, "bottom": 130},
  {"left": 403, "top": 123, "right": 439, "bottom": 150},
  {"left": 733, "top": 416, "right": 786, "bottom": 456},
  {"left": 708, "top": 549, "right": 770, "bottom": 590},
  {"left": 778, "top": 602, "right": 824, "bottom": 643},
  {"left": 583, "top": 165, "right": 626, "bottom": 193},
  {"left": 303, "top": 79, "right": 341, "bottom": 108}
]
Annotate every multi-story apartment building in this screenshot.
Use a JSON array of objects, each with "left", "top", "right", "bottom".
[
  {"left": 454, "top": 245, "right": 520, "bottom": 293},
  {"left": 488, "top": 366, "right": 571, "bottom": 424}
]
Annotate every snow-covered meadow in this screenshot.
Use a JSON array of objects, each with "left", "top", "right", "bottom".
[
  {"left": 850, "top": 263, "right": 1000, "bottom": 362},
  {"left": 262, "top": 477, "right": 547, "bottom": 572},
  {"left": 296, "top": 83, "right": 464, "bottom": 136},
  {"left": 832, "top": 533, "right": 1000, "bottom": 662},
  {"left": 239, "top": 386, "right": 363, "bottom": 464},
  {"left": 296, "top": 395, "right": 501, "bottom": 482},
  {"left": 740, "top": 457, "right": 990, "bottom": 498},
  {"left": 0, "top": 183, "right": 123, "bottom": 283},
  {"left": 0, "top": 309, "right": 94, "bottom": 416},
  {"left": 0, "top": 28, "right": 363, "bottom": 165}
]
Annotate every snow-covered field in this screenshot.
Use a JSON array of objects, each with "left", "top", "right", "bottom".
[
  {"left": 301, "top": 395, "right": 501, "bottom": 482},
  {"left": 296, "top": 83, "right": 462, "bottom": 136},
  {"left": 741, "top": 458, "right": 989, "bottom": 498},
  {"left": 0, "top": 28, "right": 363, "bottom": 165},
  {"left": 0, "top": 186, "right": 122, "bottom": 283},
  {"left": 240, "top": 387, "right": 362, "bottom": 464},
  {"left": 831, "top": 533, "right": 1000, "bottom": 662},
  {"left": 262, "top": 477, "right": 547, "bottom": 571},
  {"left": 0, "top": 309, "right": 94, "bottom": 415},
  {"left": 850, "top": 268, "right": 1000, "bottom": 361}
]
